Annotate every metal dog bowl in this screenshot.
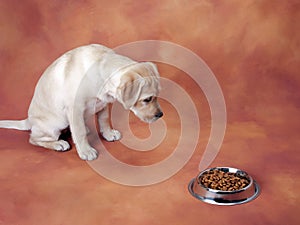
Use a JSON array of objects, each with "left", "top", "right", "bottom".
[{"left": 188, "top": 167, "right": 260, "bottom": 206}]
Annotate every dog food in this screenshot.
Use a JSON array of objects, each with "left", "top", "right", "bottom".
[{"left": 199, "top": 169, "right": 250, "bottom": 191}]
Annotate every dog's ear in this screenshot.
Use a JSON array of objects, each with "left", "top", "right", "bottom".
[
  {"left": 117, "top": 72, "right": 145, "bottom": 110},
  {"left": 143, "top": 62, "right": 160, "bottom": 78},
  {"left": 142, "top": 62, "right": 161, "bottom": 91}
]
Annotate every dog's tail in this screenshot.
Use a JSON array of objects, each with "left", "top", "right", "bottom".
[{"left": 0, "top": 119, "right": 31, "bottom": 131}]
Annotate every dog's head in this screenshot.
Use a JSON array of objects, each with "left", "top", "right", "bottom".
[{"left": 117, "top": 62, "right": 163, "bottom": 123}]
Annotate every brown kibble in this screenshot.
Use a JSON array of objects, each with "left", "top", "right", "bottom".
[{"left": 199, "top": 169, "right": 250, "bottom": 191}]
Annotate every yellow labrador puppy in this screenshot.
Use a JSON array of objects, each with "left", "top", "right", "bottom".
[{"left": 0, "top": 44, "right": 163, "bottom": 160}]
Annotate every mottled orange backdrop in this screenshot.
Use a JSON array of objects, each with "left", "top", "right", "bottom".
[{"left": 0, "top": 1, "right": 299, "bottom": 225}]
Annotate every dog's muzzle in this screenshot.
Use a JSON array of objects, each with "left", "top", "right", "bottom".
[{"left": 155, "top": 111, "right": 163, "bottom": 119}]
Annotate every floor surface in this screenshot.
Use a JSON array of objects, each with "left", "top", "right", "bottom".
[{"left": 0, "top": 1, "right": 299, "bottom": 225}]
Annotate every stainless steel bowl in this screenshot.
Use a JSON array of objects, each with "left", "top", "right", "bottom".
[{"left": 188, "top": 167, "right": 260, "bottom": 205}]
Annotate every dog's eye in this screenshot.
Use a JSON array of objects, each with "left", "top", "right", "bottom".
[{"left": 143, "top": 96, "right": 153, "bottom": 103}]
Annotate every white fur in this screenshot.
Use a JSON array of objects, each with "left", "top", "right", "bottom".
[{"left": 0, "top": 44, "right": 162, "bottom": 160}]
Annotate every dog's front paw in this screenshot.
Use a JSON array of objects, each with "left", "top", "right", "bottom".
[
  {"left": 101, "top": 129, "right": 122, "bottom": 142},
  {"left": 77, "top": 146, "right": 98, "bottom": 161}
]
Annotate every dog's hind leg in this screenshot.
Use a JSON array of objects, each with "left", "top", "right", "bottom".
[{"left": 29, "top": 123, "right": 70, "bottom": 151}]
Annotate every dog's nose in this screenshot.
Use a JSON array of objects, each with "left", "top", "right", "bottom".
[{"left": 155, "top": 111, "right": 163, "bottom": 118}]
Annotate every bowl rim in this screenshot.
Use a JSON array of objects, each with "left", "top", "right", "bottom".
[{"left": 196, "top": 167, "right": 253, "bottom": 194}]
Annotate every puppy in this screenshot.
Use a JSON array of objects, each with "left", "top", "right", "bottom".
[{"left": 0, "top": 44, "right": 163, "bottom": 160}]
